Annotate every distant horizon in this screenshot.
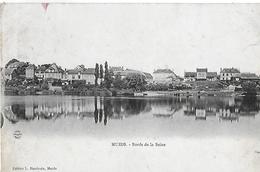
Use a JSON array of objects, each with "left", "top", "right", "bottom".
[
  {"left": 3, "top": 57, "right": 259, "bottom": 77},
  {"left": 2, "top": 4, "right": 260, "bottom": 76}
]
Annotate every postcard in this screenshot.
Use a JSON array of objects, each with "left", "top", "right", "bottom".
[{"left": 1, "top": 3, "right": 260, "bottom": 172}]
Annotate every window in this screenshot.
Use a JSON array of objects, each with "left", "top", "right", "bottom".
[{"left": 78, "top": 75, "right": 80, "bottom": 79}]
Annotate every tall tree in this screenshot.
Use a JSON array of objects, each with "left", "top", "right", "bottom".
[
  {"left": 100, "top": 64, "right": 104, "bottom": 86},
  {"left": 104, "top": 61, "right": 112, "bottom": 89},
  {"left": 95, "top": 63, "right": 99, "bottom": 86}
]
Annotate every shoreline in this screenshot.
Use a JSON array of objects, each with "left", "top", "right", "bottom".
[{"left": 3, "top": 89, "right": 260, "bottom": 97}]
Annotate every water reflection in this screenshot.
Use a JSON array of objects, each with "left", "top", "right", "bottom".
[{"left": 2, "top": 96, "right": 260, "bottom": 125}]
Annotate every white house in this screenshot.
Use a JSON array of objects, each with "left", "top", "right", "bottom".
[
  {"left": 65, "top": 65, "right": 95, "bottom": 85},
  {"left": 220, "top": 68, "right": 240, "bottom": 81}
]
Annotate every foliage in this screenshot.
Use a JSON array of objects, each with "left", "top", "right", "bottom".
[
  {"left": 41, "top": 80, "right": 49, "bottom": 90},
  {"left": 241, "top": 81, "right": 257, "bottom": 95},
  {"left": 95, "top": 63, "right": 99, "bottom": 86},
  {"left": 52, "top": 79, "right": 62, "bottom": 86},
  {"left": 112, "top": 74, "right": 126, "bottom": 89},
  {"left": 99, "top": 64, "right": 104, "bottom": 87},
  {"left": 5, "top": 58, "right": 19, "bottom": 68},
  {"left": 124, "top": 73, "right": 147, "bottom": 91},
  {"left": 104, "top": 61, "right": 113, "bottom": 89},
  {"left": 145, "top": 83, "right": 169, "bottom": 91},
  {"left": 71, "top": 80, "right": 86, "bottom": 89}
]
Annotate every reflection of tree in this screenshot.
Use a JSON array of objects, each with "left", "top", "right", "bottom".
[
  {"left": 99, "top": 98, "right": 103, "bottom": 123},
  {"left": 1, "top": 113, "right": 4, "bottom": 128},
  {"left": 121, "top": 99, "right": 147, "bottom": 115},
  {"left": 11, "top": 104, "right": 26, "bottom": 119},
  {"left": 94, "top": 97, "right": 98, "bottom": 123},
  {"left": 104, "top": 98, "right": 113, "bottom": 118},
  {"left": 240, "top": 96, "right": 258, "bottom": 113}
]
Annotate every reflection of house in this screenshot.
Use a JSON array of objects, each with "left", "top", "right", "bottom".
[
  {"left": 64, "top": 65, "right": 95, "bottom": 85},
  {"left": 220, "top": 68, "right": 240, "bottom": 81},
  {"left": 44, "top": 63, "right": 64, "bottom": 80},
  {"left": 153, "top": 69, "right": 178, "bottom": 84},
  {"left": 217, "top": 108, "right": 239, "bottom": 122},
  {"left": 195, "top": 109, "right": 206, "bottom": 120},
  {"left": 25, "top": 64, "right": 35, "bottom": 79}
]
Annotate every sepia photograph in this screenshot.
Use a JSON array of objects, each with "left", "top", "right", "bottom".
[{"left": 0, "top": 3, "right": 260, "bottom": 172}]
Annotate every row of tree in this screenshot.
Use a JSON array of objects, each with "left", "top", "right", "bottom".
[{"left": 94, "top": 61, "right": 113, "bottom": 88}]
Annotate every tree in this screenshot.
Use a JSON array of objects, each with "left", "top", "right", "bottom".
[
  {"left": 5, "top": 58, "right": 19, "bottom": 68},
  {"left": 41, "top": 80, "right": 49, "bottom": 90},
  {"left": 104, "top": 61, "right": 113, "bottom": 89},
  {"left": 124, "top": 73, "right": 147, "bottom": 92},
  {"left": 99, "top": 64, "right": 104, "bottom": 87},
  {"left": 241, "top": 81, "right": 257, "bottom": 95},
  {"left": 113, "top": 74, "right": 125, "bottom": 89},
  {"left": 94, "top": 63, "right": 99, "bottom": 86}
]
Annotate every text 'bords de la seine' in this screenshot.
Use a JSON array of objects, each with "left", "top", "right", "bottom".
[{"left": 112, "top": 142, "right": 166, "bottom": 147}]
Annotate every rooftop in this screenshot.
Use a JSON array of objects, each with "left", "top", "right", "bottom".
[
  {"left": 221, "top": 68, "right": 240, "bottom": 73},
  {"left": 196, "top": 68, "right": 208, "bottom": 72},
  {"left": 184, "top": 72, "right": 196, "bottom": 77},
  {"left": 153, "top": 69, "right": 174, "bottom": 74}
]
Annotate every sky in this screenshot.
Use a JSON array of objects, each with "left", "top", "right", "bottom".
[{"left": 1, "top": 4, "right": 260, "bottom": 76}]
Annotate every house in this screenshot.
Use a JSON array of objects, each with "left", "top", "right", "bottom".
[
  {"left": 220, "top": 68, "right": 240, "bottom": 81},
  {"left": 184, "top": 69, "right": 218, "bottom": 81},
  {"left": 43, "top": 63, "right": 64, "bottom": 80},
  {"left": 206, "top": 72, "right": 218, "bottom": 81},
  {"left": 65, "top": 65, "right": 95, "bottom": 85},
  {"left": 25, "top": 64, "right": 35, "bottom": 79},
  {"left": 184, "top": 72, "right": 196, "bottom": 81},
  {"left": 196, "top": 68, "right": 208, "bottom": 80},
  {"left": 238, "top": 73, "right": 260, "bottom": 81},
  {"left": 109, "top": 66, "right": 125, "bottom": 76},
  {"left": 35, "top": 64, "right": 50, "bottom": 80},
  {"left": 152, "top": 69, "right": 178, "bottom": 84}
]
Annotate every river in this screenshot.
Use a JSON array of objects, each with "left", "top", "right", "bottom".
[{"left": 1, "top": 95, "right": 260, "bottom": 172}]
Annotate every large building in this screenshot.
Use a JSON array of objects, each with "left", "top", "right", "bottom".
[
  {"left": 220, "top": 68, "right": 240, "bottom": 81},
  {"left": 110, "top": 67, "right": 153, "bottom": 83},
  {"left": 196, "top": 68, "right": 208, "bottom": 80},
  {"left": 43, "top": 63, "right": 64, "bottom": 80},
  {"left": 64, "top": 65, "right": 95, "bottom": 85},
  {"left": 152, "top": 69, "right": 178, "bottom": 84},
  {"left": 184, "top": 68, "right": 217, "bottom": 81}
]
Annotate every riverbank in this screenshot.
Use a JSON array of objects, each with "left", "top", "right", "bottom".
[{"left": 3, "top": 86, "right": 259, "bottom": 97}]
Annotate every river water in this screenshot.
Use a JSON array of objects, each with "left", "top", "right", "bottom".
[{"left": 1, "top": 95, "right": 260, "bottom": 172}]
